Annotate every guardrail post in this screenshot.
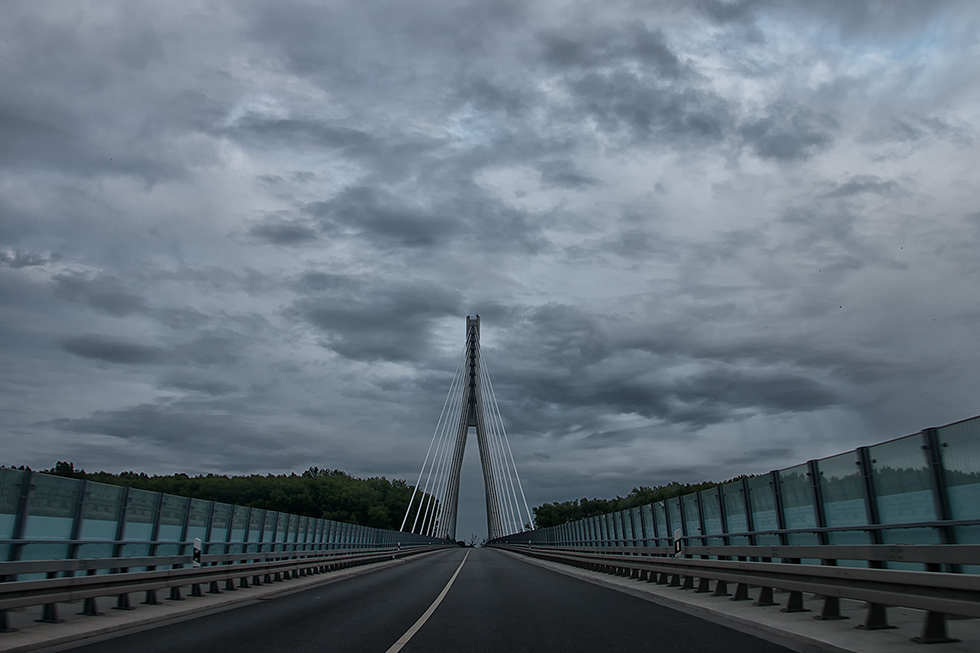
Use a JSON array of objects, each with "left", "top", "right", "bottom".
[
  {"left": 855, "top": 446, "right": 894, "bottom": 630},
  {"left": 808, "top": 460, "right": 846, "bottom": 621},
  {"left": 914, "top": 611, "right": 960, "bottom": 645},
  {"left": 922, "top": 428, "right": 956, "bottom": 547},
  {"left": 731, "top": 582, "right": 750, "bottom": 601},
  {"left": 754, "top": 586, "right": 777, "bottom": 607},
  {"left": 36, "top": 572, "right": 64, "bottom": 623},
  {"left": 915, "top": 428, "right": 959, "bottom": 643}
]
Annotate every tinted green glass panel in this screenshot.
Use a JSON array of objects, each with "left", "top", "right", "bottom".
[
  {"left": 779, "top": 464, "right": 816, "bottom": 530},
  {"left": 682, "top": 495, "right": 702, "bottom": 537},
  {"left": 641, "top": 504, "right": 655, "bottom": 543},
  {"left": 937, "top": 417, "right": 980, "bottom": 522},
  {"left": 721, "top": 483, "right": 747, "bottom": 535},
  {"left": 818, "top": 452, "right": 867, "bottom": 528},
  {"left": 701, "top": 489, "right": 723, "bottom": 535},
  {"left": 869, "top": 435, "right": 936, "bottom": 524},
  {"left": 80, "top": 483, "right": 124, "bottom": 540}
]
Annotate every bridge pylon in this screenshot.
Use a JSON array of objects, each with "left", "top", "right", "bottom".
[{"left": 401, "top": 316, "right": 532, "bottom": 541}]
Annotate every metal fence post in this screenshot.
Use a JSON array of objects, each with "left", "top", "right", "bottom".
[
  {"left": 856, "top": 447, "right": 882, "bottom": 545},
  {"left": 770, "top": 471, "right": 789, "bottom": 548},
  {"left": 696, "top": 492, "right": 708, "bottom": 548},
  {"left": 716, "top": 486, "right": 730, "bottom": 547},
  {"left": 807, "top": 460, "right": 828, "bottom": 546},
  {"left": 67, "top": 480, "right": 89, "bottom": 564},
  {"left": 9, "top": 470, "right": 35, "bottom": 562},
  {"left": 922, "top": 428, "right": 956, "bottom": 546},
  {"left": 740, "top": 477, "right": 755, "bottom": 546}
]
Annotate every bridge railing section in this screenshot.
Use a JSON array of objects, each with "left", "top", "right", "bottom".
[
  {"left": 493, "top": 414, "right": 980, "bottom": 572},
  {"left": 0, "top": 470, "right": 446, "bottom": 572}
]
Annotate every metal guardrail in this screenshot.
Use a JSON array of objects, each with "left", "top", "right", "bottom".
[
  {"left": 0, "top": 544, "right": 450, "bottom": 632},
  {"left": 493, "top": 543, "right": 980, "bottom": 644}
]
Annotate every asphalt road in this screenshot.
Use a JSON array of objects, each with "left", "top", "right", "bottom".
[{"left": 71, "top": 548, "right": 791, "bottom": 653}]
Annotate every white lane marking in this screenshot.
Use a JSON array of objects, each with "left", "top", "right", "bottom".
[{"left": 385, "top": 550, "right": 469, "bottom": 653}]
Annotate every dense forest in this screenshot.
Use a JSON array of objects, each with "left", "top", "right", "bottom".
[
  {"left": 32, "top": 461, "right": 429, "bottom": 531},
  {"left": 532, "top": 479, "right": 748, "bottom": 528}
]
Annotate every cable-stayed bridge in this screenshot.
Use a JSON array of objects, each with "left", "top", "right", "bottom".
[
  {"left": 401, "top": 315, "right": 532, "bottom": 541},
  {"left": 2, "top": 318, "right": 980, "bottom": 651}
]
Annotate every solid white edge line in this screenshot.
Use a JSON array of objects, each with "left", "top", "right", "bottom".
[{"left": 384, "top": 550, "right": 469, "bottom": 653}]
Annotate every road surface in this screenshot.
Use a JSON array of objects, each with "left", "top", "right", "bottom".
[{"left": 72, "top": 548, "right": 790, "bottom": 653}]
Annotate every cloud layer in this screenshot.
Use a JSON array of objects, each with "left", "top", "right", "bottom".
[{"left": 3, "top": 0, "right": 980, "bottom": 538}]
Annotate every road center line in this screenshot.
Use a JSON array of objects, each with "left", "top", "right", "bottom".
[{"left": 385, "top": 550, "right": 469, "bottom": 653}]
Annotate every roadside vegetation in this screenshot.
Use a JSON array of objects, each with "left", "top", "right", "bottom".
[{"left": 25, "top": 461, "right": 427, "bottom": 530}]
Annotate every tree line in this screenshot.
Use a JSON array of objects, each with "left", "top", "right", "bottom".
[
  {"left": 30, "top": 461, "right": 430, "bottom": 531},
  {"left": 531, "top": 478, "right": 750, "bottom": 529}
]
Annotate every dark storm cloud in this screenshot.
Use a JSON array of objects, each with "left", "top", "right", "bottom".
[
  {"left": 0, "top": 249, "right": 58, "bottom": 268},
  {"left": 536, "top": 160, "right": 602, "bottom": 189},
  {"left": 573, "top": 75, "right": 731, "bottom": 145},
  {"left": 306, "top": 186, "right": 462, "bottom": 249},
  {"left": 53, "top": 273, "right": 147, "bottom": 317},
  {"left": 224, "top": 116, "right": 376, "bottom": 154},
  {"left": 248, "top": 218, "right": 319, "bottom": 245},
  {"left": 721, "top": 447, "right": 795, "bottom": 468},
  {"left": 294, "top": 275, "right": 462, "bottom": 362},
  {"left": 861, "top": 114, "right": 974, "bottom": 146},
  {"left": 0, "top": 102, "right": 185, "bottom": 183},
  {"left": 61, "top": 335, "right": 169, "bottom": 365},
  {"left": 483, "top": 304, "right": 847, "bottom": 436},
  {"left": 519, "top": 365, "right": 837, "bottom": 430},
  {"left": 539, "top": 26, "right": 686, "bottom": 79},
  {"left": 305, "top": 184, "right": 548, "bottom": 254},
  {"left": 823, "top": 175, "right": 901, "bottom": 198},
  {"left": 738, "top": 101, "right": 838, "bottom": 161},
  {"left": 46, "top": 401, "right": 320, "bottom": 471},
  {"left": 160, "top": 375, "right": 240, "bottom": 396}
]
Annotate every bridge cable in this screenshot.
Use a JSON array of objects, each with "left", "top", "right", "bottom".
[
  {"left": 482, "top": 357, "right": 534, "bottom": 530},
  {"left": 424, "top": 350, "right": 468, "bottom": 537},
  {"left": 413, "top": 344, "right": 466, "bottom": 535},
  {"left": 401, "top": 346, "right": 467, "bottom": 532},
  {"left": 479, "top": 358, "right": 520, "bottom": 536}
]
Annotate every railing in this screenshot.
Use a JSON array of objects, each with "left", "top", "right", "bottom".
[
  {"left": 0, "top": 470, "right": 444, "bottom": 567},
  {"left": 0, "top": 543, "right": 448, "bottom": 631},
  {"left": 0, "top": 469, "right": 448, "bottom": 633},
  {"left": 496, "top": 415, "right": 980, "bottom": 556},
  {"left": 492, "top": 542, "right": 979, "bottom": 644},
  {"left": 492, "top": 414, "right": 980, "bottom": 644}
]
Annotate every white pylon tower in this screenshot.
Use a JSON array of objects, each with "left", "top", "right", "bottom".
[{"left": 400, "top": 316, "right": 533, "bottom": 541}]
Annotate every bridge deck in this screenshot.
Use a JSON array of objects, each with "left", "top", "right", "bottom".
[{"left": 5, "top": 548, "right": 977, "bottom": 652}]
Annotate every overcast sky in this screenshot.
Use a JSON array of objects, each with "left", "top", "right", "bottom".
[{"left": 2, "top": 1, "right": 980, "bottom": 539}]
